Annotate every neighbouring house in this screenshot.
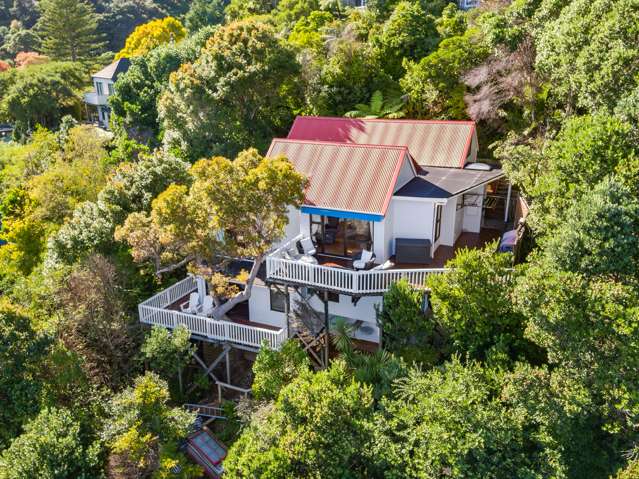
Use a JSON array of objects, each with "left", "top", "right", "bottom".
[
  {"left": 83, "top": 58, "right": 130, "bottom": 129},
  {"left": 137, "top": 117, "right": 519, "bottom": 366},
  {"left": 458, "top": 0, "right": 480, "bottom": 9}
]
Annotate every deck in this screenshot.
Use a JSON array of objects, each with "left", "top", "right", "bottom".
[
  {"left": 138, "top": 277, "right": 287, "bottom": 349},
  {"left": 266, "top": 229, "right": 501, "bottom": 295}
]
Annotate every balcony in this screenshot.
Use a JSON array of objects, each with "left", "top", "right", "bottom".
[
  {"left": 138, "top": 276, "right": 287, "bottom": 349},
  {"left": 83, "top": 91, "right": 109, "bottom": 106},
  {"left": 266, "top": 235, "right": 448, "bottom": 295}
]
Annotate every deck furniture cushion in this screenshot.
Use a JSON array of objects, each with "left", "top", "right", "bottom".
[
  {"left": 300, "top": 236, "right": 317, "bottom": 256},
  {"left": 201, "top": 296, "right": 214, "bottom": 316},
  {"left": 353, "top": 249, "right": 376, "bottom": 270},
  {"left": 180, "top": 292, "right": 200, "bottom": 314},
  {"left": 395, "top": 238, "right": 432, "bottom": 264}
]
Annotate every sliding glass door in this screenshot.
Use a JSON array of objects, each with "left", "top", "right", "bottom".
[{"left": 310, "top": 214, "right": 372, "bottom": 258}]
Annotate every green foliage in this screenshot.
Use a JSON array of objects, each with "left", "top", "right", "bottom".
[
  {"left": 544, "top": 177, "right": 639, "bottom": 283},
  {"left": 345, "top": 89, "right": 405, "bottom": 118},
  {"left": 36, "top": 0, "right": 105, "bottom": 62},
  {"left": 426, "top": 244, "right": 536, "bottom": 364},
  {"left": 47, "top": 149, "right": 190, "bottom": 266},
  {"left": 372, "top": 0, "right": 440, "bottom": 79},
  {"left": 109, "top": 26, "right": 217, "bottom": 140},
  {"left": 287, "top": 9, "right": 334, "bottom": 51},
  {"left": 224, "top": 0, "right": 276, "bottom": 21},
  {"left": 0, "top": 407, "right": 102, "bottom": 479},
  {"left": 102, "top": 372, "right": 199, "bottom": 478},
  {"left": 401, "top": 31, "right": 488, "bottom": 119},
  {"left": 252, "top": 339, "right": 310, "bottom": 400},
  {"left": 376, "top": 279, "right": 436, "bottom": 364},
  {"left": 535, "top": 0, "right": 639, "bottom": 113},
  {"left": 184, "top": 0, "right": 226, "bottom": 32},
  {"left": 159, "top": 20, "right": 301, "bottom": 160},
  {"left": 225, "top": 360, "right": 375, "bottom": 477},
  {"left": 141, "top": 325, "right": 194, "bottom": 395},
  {"left": 0, "top": 61, "right": 85, "bottom": 130},
  {"left": 515, "top": 260, "right": 639, "bottom": 437},
  {"left": 0, "top": 300, "right": 51, "bottom": 449},
  {"left": 116, "top": 16, "right": 187, "bottom": 59},
  {"left": 527, "top": 114, "right": 638, "bottom": 233},
  {"left": 372, "top": 358, "right": 589, "bottom": 478}
]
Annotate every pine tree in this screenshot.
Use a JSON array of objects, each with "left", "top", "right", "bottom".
[{"left": 37, "top": 0, "right": 105, "bottom": 62}]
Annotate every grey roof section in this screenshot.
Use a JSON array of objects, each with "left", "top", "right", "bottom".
[
  {"left": 394, "top": 166, "right": 505, "bottom": 199},
  {"left": 92, "top": 58, "right": 131, "bottom": 80}
]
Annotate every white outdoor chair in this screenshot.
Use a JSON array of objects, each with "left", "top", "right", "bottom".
[
  {"left": 300, "top": 236, "right": 317, "bottom": 256},
  {"left": 353, "top": 249, "right": 376, "bottom": 270},
  {"left": 180, "top": 292, "right": 200, "bottom": 314},
  {"left": 201, "top": 295, "right": 214, "bottom": 316}
]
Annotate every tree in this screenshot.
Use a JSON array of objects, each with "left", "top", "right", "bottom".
[
  {"left": 372, "top": 1, "right": 440, "bottom": 79},
  {"left": 0, "top": 61, "right": 85, "bottom": 130},
  {"left": 287, "top": 9, "right": 334, "bottom": 51},
  {"left": 102, "top": 372, "right": 200, "bottom": 479},
  {"left": 141, "top": 325, "right": 195, "bottom": 395},
  {"left": 57, "top": 254, "right": 142, "bottom": 389},
  {"left": 371, "top": 358, "right": 588, "bottom": 478},
  {"left": 0, "top": 300, "right": 51, "bottom": 449},
  {"left": 100, "top": 0, "right": 166, "bottom": 51},
  {"left": 401, "top": 32, "right": 488, "bottom": 119},
  {"left": 0, "top": 407, "right": 101, "bottom": 479},
  {"left": 184, "top": 0, "right": 226, "bottom": 32},
  {"left": 544, "top": 177, "right": 639, "bottom": 283},
  {"left": 515, "top": 260, "right": 639, "bottom": 437},
  {"left": 426, "top": 244, "right": 537, "bottom": 364},
  {"left": 535, "top": 0, "right": 639, "bottom": 113},
  {"left": 37, "top": 0, "right": 104, "bottom": 62},
  {"left": 526, "top": 114, "right": 638, "bottom": 234},
  {"left": 46, "top": 149, "right": 190, "bottom": 266},
  {"left": 224, "top": 360, "right": 375, "bottom": 477},
  {"left": 224, "top": 0, "right": 276, "bottom": 21},
  {"left": 116, "top": 16, "right": 187, "bottom": 59},
  {"left": 159, "top": 19, "right": 302, "bottom": 160},
  {"left": 345, "top": 90, "right": 405, "bottom": 118},
  {"left": 109, "top": 26, "right": 217, "bottom": 140},
  {"left": 0, "top": 21, "right": 40, "bottom": 57},
  {"left": 115, "top": 148, "right": 306, "bottom": 322},
  {"left": 376, "top": 279, "right": 436, "bottom": 364},
  {"left": 251, "top": 339, "right": 310, "bottom": 401}
]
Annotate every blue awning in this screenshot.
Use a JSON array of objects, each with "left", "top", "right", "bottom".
[{"left": 301, "top": 206, "right": 384, "bottom": 222}]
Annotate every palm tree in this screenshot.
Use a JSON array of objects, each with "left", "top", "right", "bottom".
[{"left": 345, "top": 90, "right": 406, "bottom": 119}]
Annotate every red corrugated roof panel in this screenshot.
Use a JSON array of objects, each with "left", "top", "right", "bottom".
[
  {"left": 267, "top": 139, "right": 408, "bottom": 216},
  {"left": 287, "top": 116, "right": 476, "bottom": 168}
]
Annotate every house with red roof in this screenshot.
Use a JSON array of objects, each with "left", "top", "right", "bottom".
[
  {"left": 245, "top": 116, "right": 516, "bottom": 348},
  {"left": 136, "top": 116, "right": 519, "bottom": 360}
]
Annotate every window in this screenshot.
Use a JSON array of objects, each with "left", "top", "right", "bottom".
[
  {"left": 310, "top": 215, "right": 373, "bottom": 258},
  {"left": 434, "top": 204, "right": 443, "bottom": 242},
  {"left": 107, "top": 83, "right": 114, "bottom": 95},
  {"left": 95, "top": 81, "right": 103, "bottom": 95},
  {"left": 270, "top": 288, "right": 288, "bottom": 313}
]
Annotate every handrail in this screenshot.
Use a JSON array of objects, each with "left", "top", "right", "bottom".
[
  {"left": 138, "top": 303, "right": 287, "bottom": 349},
  {"left": 184, "top": 404, "right": 226, "bottom": 419}
]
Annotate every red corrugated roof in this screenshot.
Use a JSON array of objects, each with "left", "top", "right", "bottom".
[
  {"left": 267, "top": 139, "right": 408, "bottom": 216},
  {"left": 287, "top": 116, "right": 476, "bottom": 168}
]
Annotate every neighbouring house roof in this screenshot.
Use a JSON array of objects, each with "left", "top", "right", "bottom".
[
  {"left": 287, "top": 116, "right": 477, "bottom": 169},
  {"left": 394, "top": 166, "right": 505, "bottom": 200},
  {"left": 92, "top": 58, "right": 131, "bottom": 80},
  {"left": 267, "top": 139, "right": 411, "bottom": 218}
]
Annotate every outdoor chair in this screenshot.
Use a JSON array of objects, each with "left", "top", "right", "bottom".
[
  {"left": 201, "top": 296, "right": 214, "bottom": 316},
  {"left": 353, "top": 249, "right": 376, "bottom": 270},
  {"left": 299, "top": 236, "right": 317, "bottom": 256},
  {"left": 180, "top": 292, "right": 200, "bottom": 314}
]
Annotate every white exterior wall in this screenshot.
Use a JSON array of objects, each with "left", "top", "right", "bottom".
[
  {"left": 389, "top": 198, "right": 435, "bottom": 255},
  {"left": 439, "top": 197, "right": 459, "bottom": 247},
  {"left": 462, "top": 184, "right": 485, "bottom": 233},
  {"left": 394, "top": 156, "right": 416, "bottom": 191},
  {"left": 372, "top": 220, "right": 386, "bottom": 260},
  {"left": 454, "top": 196, "right": 464, "bottom": 240},
  {"left": 248, "top": 284, "right": 382, "bottom": 342}
]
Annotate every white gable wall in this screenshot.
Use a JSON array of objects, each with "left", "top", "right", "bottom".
[{"left": 394, "top": 155, "right": 416, "bottom": 192}]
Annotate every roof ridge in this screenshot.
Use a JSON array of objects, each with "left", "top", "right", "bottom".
[
  {"left": 292, "top": 115, "right": 476, "bottom": 126},
  {"left": 271, "top": 137, "right": 409, "bottom": 151}
]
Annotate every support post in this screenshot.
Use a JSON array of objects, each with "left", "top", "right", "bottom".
[
  {"left": 225, "top": 349, "right": 231, "bottom": 384},
  {"left": 323, "top": 291, "right": 330, "bottom": 368},
  {"left": 504, "top": 182, "right": 513, "bottom": 223},
  {"left": 284, "top": 288, "right": 291, "bottom": 339}
]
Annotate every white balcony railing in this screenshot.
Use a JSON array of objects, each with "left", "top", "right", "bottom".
[
  {"left": 266, "top": 235, "right": 448, "bottom": 295},
  {"left": 138, "top": 277, "right": 287, "bottom": 350},
  {"left": 83, "top": 91, "right": 109, "bottom": 105}
]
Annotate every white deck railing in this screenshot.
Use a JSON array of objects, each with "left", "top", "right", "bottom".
[
  {"left": 266, "top": 236, "right": 448, "bottom": 295},
  {"left": 138, "top": 277, "right": 287, "bottom": 350}
]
